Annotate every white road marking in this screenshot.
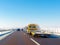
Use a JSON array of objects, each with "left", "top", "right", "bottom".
[
  {"left": 24, "top": 33, "right": 26, "bottom": 35},
  {"left": 23, "top": 32, "right": 40, "bottom": 45},
  {"left": 30, "top": 38, "right": 40, "bottom": 45}
]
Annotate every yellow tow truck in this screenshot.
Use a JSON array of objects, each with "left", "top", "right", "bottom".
[
  {"left": 27, "top": 24, "right": 41, "bottom": 37},
  {"left": 26, "top": 24, "right": 51, "bottom": 37}
]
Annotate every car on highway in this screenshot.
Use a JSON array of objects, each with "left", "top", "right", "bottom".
[{"left": 17, "top": 29, "right": 20, "bottom": 31}]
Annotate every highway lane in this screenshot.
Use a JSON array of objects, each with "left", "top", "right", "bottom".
[
  {"left": 0, "top": 31, "right": 36, "bottom": 45},
  {"left": 33, "top": 38, "right": 60, "bottom": 45},
  {"left": 23, "top": 31, "right": 60, "bottom": 45},
  {"left": 0, "top": 31, "right": 60, "bottom": 45}
]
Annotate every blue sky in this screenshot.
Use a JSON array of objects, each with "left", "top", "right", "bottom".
[{"left": 0, "top": 0, "right": 60, "bottom": 29}]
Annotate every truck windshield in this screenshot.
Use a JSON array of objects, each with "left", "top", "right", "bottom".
[{"left": 29, "top": 26, "right": 36, "bottom": 28}]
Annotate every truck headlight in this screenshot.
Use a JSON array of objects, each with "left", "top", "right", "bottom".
[{"left": 31, "top": 32, "right": 35, "bottom": 35}]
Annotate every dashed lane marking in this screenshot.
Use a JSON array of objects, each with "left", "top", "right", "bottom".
[{"left": 30, "top": 38, "right": 40, "bottom": 45}]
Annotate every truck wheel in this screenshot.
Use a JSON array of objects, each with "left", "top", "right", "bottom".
[
  {"left": 30, "top": 32, "right": 32, "bottom": 35},
  {"left": 34, "top": 35, "right": 37, "bottom": 37}
]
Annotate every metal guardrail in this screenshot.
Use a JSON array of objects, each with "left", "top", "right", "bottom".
[{"left": 0, "top": 31, "right": 14, "bottom": 36}]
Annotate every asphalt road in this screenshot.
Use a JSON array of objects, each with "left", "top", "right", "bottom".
[{"left": 0, "top": 31, "right": 60, "bottom": 45}]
